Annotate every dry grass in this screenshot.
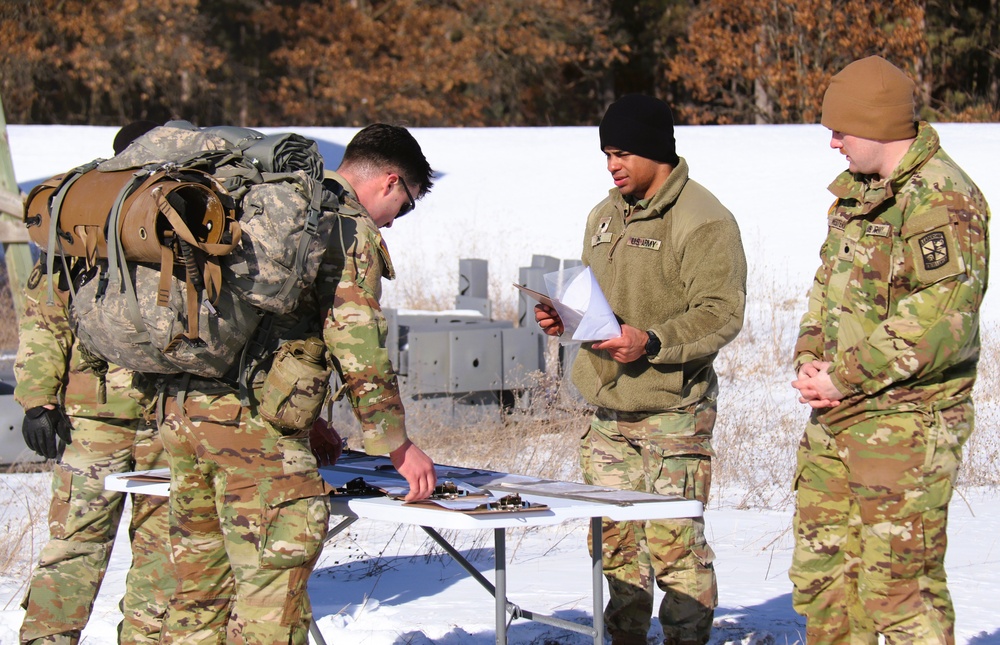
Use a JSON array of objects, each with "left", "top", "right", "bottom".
[
  {"left": 330, "top": 369, "right": 589, "bottom": 485},
  {"left": 962, "top": 323, "right": 1000, "bottom": 487},
  {"left": 0, "top": 467, "right": 51, "bottom": 603},
  {"left": 711, "top": 273, "right": 808, "bottom": 509},
  {"left": 390, "top": 278, "right": 454, "bottom": 313}
]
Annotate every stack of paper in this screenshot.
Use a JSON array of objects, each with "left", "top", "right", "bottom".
[{"left": 515, "top": 265, "right": 621, "bottom": 342}]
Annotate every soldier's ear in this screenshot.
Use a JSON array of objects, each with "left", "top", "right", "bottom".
[{"left": 380, "top": 173, "right": 398, "bottom": 197}]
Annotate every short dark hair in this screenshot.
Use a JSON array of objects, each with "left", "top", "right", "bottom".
[{"left": 341, "top": 123, "right": 434, "bottom": 197}]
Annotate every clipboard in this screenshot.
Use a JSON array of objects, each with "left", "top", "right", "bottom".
[
  {"left": 513, "top": 269, "right": 620, "bottom": 343},
  {"left": 513, "top": 283, "right": 555, "bottom": 308}
]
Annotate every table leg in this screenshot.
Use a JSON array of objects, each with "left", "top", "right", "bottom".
[
  {"left": 309, "top": 618, "right": 328, "bottom": 645},
  {"left": 420, "top": 523, "right": 602, "bottom": 643},
  {"left": 421, "top": 526, "right": 512, "bottom": 644},
  {"left": 495, "top": 528, "right": 507, "bottom": 645},
  {"left": 591, "top": 516, "right": 604, "bottom": 645},
  {"left": 324, "top": 516, "right": 359, "bottom": 545}
]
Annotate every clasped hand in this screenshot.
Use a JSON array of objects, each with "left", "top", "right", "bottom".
[{"left": 791, "top": 361, "right": 843, "bottom": 409}]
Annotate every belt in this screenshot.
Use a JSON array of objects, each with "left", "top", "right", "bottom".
[{"left": 156, "top": 374, "right": 238, "bottom": 397}]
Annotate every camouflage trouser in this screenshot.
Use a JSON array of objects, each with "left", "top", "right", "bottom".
[
  {"left": 158, "top": 389, "right": 331, "bottom": 645},
  {"left": 579, "top": 402, "right": 718, "bottom": 645},
  {"left": 790, "top": 404, "right": 972, "bottom": 645},
  {"left": 20, "top": 416, "right": 172, "bottom": 645}
]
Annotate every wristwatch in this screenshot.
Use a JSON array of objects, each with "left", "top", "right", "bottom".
[{"left": 645, "top": 330, "right": 661, "bottom": 358}]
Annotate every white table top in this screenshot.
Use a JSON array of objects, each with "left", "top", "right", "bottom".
[
  {"left": 106, "top": 469, "right": 170, "bottom": 497},
  {"left": 105, "top": 453, "right": 703, "bottom": 530},
  {"left": 326, "top": 491, "right": 702, "bottom": 530}
]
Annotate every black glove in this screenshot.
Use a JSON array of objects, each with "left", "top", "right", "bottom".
[{"left": 22, "top": 406, "right": 73, "bottom": 459}]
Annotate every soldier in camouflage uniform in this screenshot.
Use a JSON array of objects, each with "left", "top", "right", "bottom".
[
  {"left": 158, "top": 123, "right": 436, "bottom": 644},
  {"left": 535, "top": 95, "right": 747, "bottom": 645},
  {"left": 791, "top": 56, "right": 990, "bottom": 644},
  {"left": 15, "top": 259, "right": 173, "bottom": 645}
]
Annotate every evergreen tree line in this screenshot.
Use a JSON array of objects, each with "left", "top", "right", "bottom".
[{"left": 1, "top": 0, "right": 997, "bottom": 128}]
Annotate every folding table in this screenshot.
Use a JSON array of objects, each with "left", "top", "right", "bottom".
[{"left": 107, "top": 453, "right": 703, "bottom": 645}]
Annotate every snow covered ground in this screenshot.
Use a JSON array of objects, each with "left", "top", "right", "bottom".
[{"left": 2, "top": 123, "right": 999, "bottom": 644}]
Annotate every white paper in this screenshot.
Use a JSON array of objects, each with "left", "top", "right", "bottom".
[{"left": 542, "top": 266, "right": 621, "bottom": 343}]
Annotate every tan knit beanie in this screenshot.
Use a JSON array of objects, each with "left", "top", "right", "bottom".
[{"left": 821, "top": 56, "right": 917, "bottom": 141}]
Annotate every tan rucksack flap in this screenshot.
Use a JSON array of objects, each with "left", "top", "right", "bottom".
[{"left": 24, "top": 167, "right": 236, "bottom": 265}]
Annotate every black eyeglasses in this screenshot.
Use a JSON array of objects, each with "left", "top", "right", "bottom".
[{"left": 397, "top": 176, "right": 416, "bottom": 218}]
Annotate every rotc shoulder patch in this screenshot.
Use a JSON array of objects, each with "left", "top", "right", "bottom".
[
  {"left": 903, "top": 206, "right": 964, "bottom": 284},
  {"left": 626, "top": 236, "right": 662, "bottom": 251},
  {"left": 919, "top": 231, "right": 948, "bottom": 270}
]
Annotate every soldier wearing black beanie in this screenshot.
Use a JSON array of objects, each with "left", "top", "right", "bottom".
[
  {"left": 599, "top": 94, "right": 680, "bottom": 166},
  {"left": 535, "top": 91, "right": 746, "bottom": 645}
]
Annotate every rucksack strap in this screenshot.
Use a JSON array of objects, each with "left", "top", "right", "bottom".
[
  {"left": 44, "top": 160, "right": 102, "bottom": 304},
  {"left": 153, "top": 180, "right": 241, "bottom": 301},
  {"left": 152, "top": 176, "right": 242, "bottom": 349},
  {"left": 275, "top": 177, "right": 326, "bottom": 302},
  {"left": 233, "top": 312, "right": 319, "bottom": 407}
]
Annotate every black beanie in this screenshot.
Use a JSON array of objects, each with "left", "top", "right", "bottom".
[{"left": 599, "top": 94, "right": 679, "bottom": 166}]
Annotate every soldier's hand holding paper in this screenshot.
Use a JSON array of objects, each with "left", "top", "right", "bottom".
[{"left": 517, "top": 266, "right": 621, "bottom": 343}]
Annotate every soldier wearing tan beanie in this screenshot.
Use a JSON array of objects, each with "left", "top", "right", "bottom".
[
  {"left": 792, "top": 55, "right": 991, "bottom": 645},
  {"left": 821, "top": 55, "right": 917, "bottom": 141}
]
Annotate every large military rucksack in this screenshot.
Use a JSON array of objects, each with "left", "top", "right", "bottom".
[{"left": 23, "top": 121, "right": 342, "bottom": 379}]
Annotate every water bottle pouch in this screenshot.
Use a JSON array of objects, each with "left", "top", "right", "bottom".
[{"left": 257, "top": 338, "right": 332, "bottom": 434}]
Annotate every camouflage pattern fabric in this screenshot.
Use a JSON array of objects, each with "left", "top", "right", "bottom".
[
  {"left": 153, "top": 175, "right": 406, "bottom": 643},
  {"left": 319, "top": 174, "right": 408, "bottom": 456},
  {"left": 14, "top": 264, "right": 172, "bottom": 645},
  {"left": 20, "top": 416, "right": 171, "bottom": 645},
  {"left": 72, "top": 260, "right": 263, "bottom": 378},
  {"left": 96, "top": 124, "right": 237, "bottom": 174},
  {"left": 791, "top": 405, "right": 970, "bottom": 644},
  {"left": 158, "top": 390, "right": 331, "bottom": 645},
  {"left": 794, "top": 123, "right": 989, "bottom": 427},
  {"left": 224, "top": 171, "right": 339, "bottom": 314},
  {"left": 579, "top": 402, "right": 718, "bottom": 644},
  {"left": 14, "top": 262, "right": 148, "bottom": 421},
  {"left": 791, "top": 123, "right": 990, "bottom": 643}
]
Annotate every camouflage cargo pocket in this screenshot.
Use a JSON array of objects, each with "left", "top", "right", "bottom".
[
  {"left": 46, "top": 465, "right": 74, "bottom": 537},
  {"left": 860, "top": 512, "right": 927, "bottom": 583},
  {"left": 647, "top": 453, "right": 712, "bottom": 504},
  {"left": 258, "top": 474, "right": 330, "bottom": 570},
  {"left": 641, "top": 417, "right": 714, "bottom": 503}
]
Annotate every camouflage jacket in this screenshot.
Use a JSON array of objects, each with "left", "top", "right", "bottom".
[
  {"left": 14, "top": 262, "right": 148, "bottom": 420},
  {"left": 312, "top": 172, "right": 407, "bottom": 455},
  {"left": 794, "top": 122, "right": 991, "bottom": 428},
  {"left": 573, "top": 157, "right": 747, "bottom": 413}
]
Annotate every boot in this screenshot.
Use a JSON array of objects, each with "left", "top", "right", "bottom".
[{"left": 610, "top": 632, "right": 648, "bottom": 645}]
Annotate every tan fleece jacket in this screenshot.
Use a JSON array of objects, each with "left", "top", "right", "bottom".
[{"left": 571, "top": 157, "right": 747, "bottom": 412}]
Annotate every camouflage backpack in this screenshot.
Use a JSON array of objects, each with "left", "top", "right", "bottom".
[{"left": 23, "top": 121, "right": 342, "bottom": 378}]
